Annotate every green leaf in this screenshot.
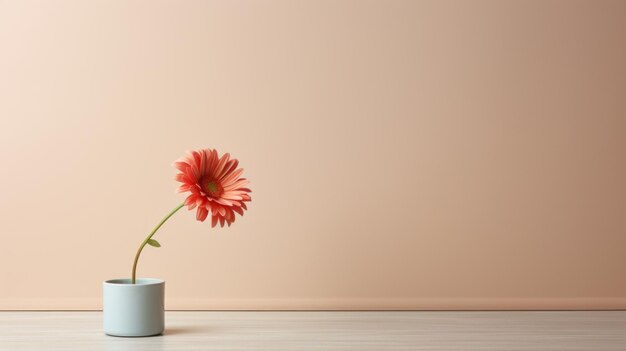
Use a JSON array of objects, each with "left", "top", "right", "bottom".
[{"left": 147, "top": 239, "right": 161, "bottom": 248}]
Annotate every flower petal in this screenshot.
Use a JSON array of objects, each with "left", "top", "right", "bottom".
[
  {"left": 185, "top": 195, "right": 198, "bottom": 210},
  {"left": 177, "top": 184, "right": 192, "bottom": 193},
  {"left": 233, "top": 205, "right": 244, "bottom": 216},
  {"left": 174, "top": 161, "right": 189, "bottom": 172},
  {"left": 221, "top": 168, "right": 244, "bottom": 185},
  {"left": 219, "top": 159, "right": 239, "bottom": 181},
  {"left": 214, "top": 153, "right": 230, "bottom": 179},
  {"left": 196, "top": 207, "right": 209, "bottom": 221},
  {"left": 224, "top": 179, "right": 249, "bottom": 191}
]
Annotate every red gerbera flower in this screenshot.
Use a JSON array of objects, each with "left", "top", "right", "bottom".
[{"left": 174, "top": 149, "right": 251, "bottom": 227}]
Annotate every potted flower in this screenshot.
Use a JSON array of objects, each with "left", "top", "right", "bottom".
[{"left": 103, "top": 149, "right": 251, "bottom": 337}]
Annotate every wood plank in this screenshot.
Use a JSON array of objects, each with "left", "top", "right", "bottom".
[{"left": 1, "top": 311, "right": 625, "bottom": 350}]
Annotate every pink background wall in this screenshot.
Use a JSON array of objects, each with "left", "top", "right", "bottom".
[{"left": 1, "top": 0, "right": 625, "bottom": 310}]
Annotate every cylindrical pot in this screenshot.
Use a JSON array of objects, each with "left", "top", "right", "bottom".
[{"left": 103, "top": 278, "right": 165, "bottom": 337}]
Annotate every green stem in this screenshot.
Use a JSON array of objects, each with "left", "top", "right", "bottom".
[{"left": 131, "top": 202, "right": 185, "bottom": 284}]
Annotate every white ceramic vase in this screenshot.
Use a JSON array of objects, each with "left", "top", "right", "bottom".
[{"left": 103, "top": 278, "right": 165, "bottom": 337}]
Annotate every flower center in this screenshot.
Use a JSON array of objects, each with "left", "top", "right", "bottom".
[{"left": 200, "top": 176, "right": 223, "bottom": 198}]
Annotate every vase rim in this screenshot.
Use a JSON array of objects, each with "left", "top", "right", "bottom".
[{"left": 104, "top": 278, "right": 164, "bottom": 286}]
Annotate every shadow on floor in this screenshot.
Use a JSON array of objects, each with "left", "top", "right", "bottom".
[{"left": 163, "top": 325, "right": 213, "bottom": 336}]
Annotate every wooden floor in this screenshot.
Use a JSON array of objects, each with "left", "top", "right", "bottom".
[{"left": 1, "top": 311, "right": 626, "bottom": 350}]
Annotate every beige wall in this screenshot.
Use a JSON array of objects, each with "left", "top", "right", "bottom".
[{"left": 1, "top": 0, "right": 626, "bottom": 310}]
